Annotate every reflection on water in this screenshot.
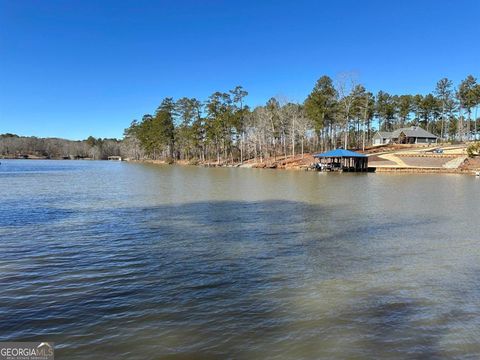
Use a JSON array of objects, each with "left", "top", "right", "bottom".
[{"left": 0, "top": 160, "right": 479, "bottom": 359}]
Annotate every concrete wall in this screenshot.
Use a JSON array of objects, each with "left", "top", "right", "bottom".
[{"left": 415, "top": 137, "right": 437, "bottom": 144}]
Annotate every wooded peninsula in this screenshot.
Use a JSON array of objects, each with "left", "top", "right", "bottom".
[{"left": 2, "top": 74, "right": 480, "bottom": 163}]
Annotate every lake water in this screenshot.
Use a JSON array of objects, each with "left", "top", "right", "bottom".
[{"left": 1, "top": 160, "right": 480, "bottom": 359}]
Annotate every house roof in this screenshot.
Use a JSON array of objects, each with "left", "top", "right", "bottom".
[
  {"left": 391, "top": 126, "right": 438, "bottom": 139},
  {"left": 375, "top": 131, "right": 393, "bottom": 139},
  {"left": 313, "top": 149, "right": 367, "bottom": 158}
]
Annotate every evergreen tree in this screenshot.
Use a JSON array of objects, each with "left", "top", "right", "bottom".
[
  {"left": 435, "top": 78, "right": 454, "bottom": 139},
  {"left": 457, "top": 75, "right": 477, "bottom": 138},
  {"left": 304, "top": 76, "right": 338, "bottom": 150}
]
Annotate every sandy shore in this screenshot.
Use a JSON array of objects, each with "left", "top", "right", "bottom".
[{"left": 131, "top": 146, "right": 480, "bottom": 175}]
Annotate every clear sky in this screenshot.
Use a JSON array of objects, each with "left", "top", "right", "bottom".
[{"left": 1, "top": 0, "right": 479, "bottom": 140}]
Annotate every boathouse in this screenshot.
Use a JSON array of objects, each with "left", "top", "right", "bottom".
[{"left": 313, "top": 149, "right": 368, "bottom": 172}]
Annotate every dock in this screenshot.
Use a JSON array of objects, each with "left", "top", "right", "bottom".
[{"left": 313, "top": 149, "right": 369, "bottom": 172}]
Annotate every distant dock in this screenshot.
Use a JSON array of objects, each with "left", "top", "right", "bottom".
[{"left": 107, "top": 156, "right": 122, "bottom": 161}]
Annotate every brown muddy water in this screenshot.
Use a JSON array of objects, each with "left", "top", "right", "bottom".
[{"left": 1, "top": 160, "right": 479, "bottom": 359}]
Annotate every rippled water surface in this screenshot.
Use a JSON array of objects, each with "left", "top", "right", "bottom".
[{"left": 1, "top": 160, "right": 480, "bottom": 359}]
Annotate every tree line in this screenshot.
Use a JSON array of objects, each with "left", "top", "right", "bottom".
[
  {"left": 0, "top": 133, "right": 124, "bottom": 159},
  {"left": 3, "top": 74, "right": 479, "bottom": 162},
  {"left": 124, "top": 74, "right": 480, "bottom": 164}
]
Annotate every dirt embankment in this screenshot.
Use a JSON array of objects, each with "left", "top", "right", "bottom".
[
  {"left": 246, "top": 154, "right": 315, "bottom": 170},
  {"left": 132, "top": 155, "right": 316, "bottom": 170}
]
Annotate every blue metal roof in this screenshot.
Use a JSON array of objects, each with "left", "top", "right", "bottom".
[{"left": 313, "top": 149, "right": 367, "bottom": 158}]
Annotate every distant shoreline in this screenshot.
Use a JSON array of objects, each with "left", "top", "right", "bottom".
[
  {"left": 131, "top": 156, "right": 480, "bottom": 176},
  {"left": 3, "top": 147, "right": 479, "bottom": 176}
]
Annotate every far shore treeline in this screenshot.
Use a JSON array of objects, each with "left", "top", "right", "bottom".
[
  {"left": 0, "top": 134, "right": 124, "bottom": 160},
  {"left": 2, "top": 74, "right": 480, "bottom": 162}
]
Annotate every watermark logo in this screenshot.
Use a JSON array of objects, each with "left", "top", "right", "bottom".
[{"left": 0, "top": 342, "right": 54, "bottom": 360}]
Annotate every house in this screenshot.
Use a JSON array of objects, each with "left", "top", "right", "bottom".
[
  {"left": 372, "top": 126, "right": 438, "bottom": 145},
  {"left": 372, "top": 131, "right": 393, "bottom": 145}
]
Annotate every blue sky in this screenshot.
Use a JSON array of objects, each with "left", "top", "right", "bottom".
[{"left": 1, "top": 0, "right": 479, "bottom": 140}]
